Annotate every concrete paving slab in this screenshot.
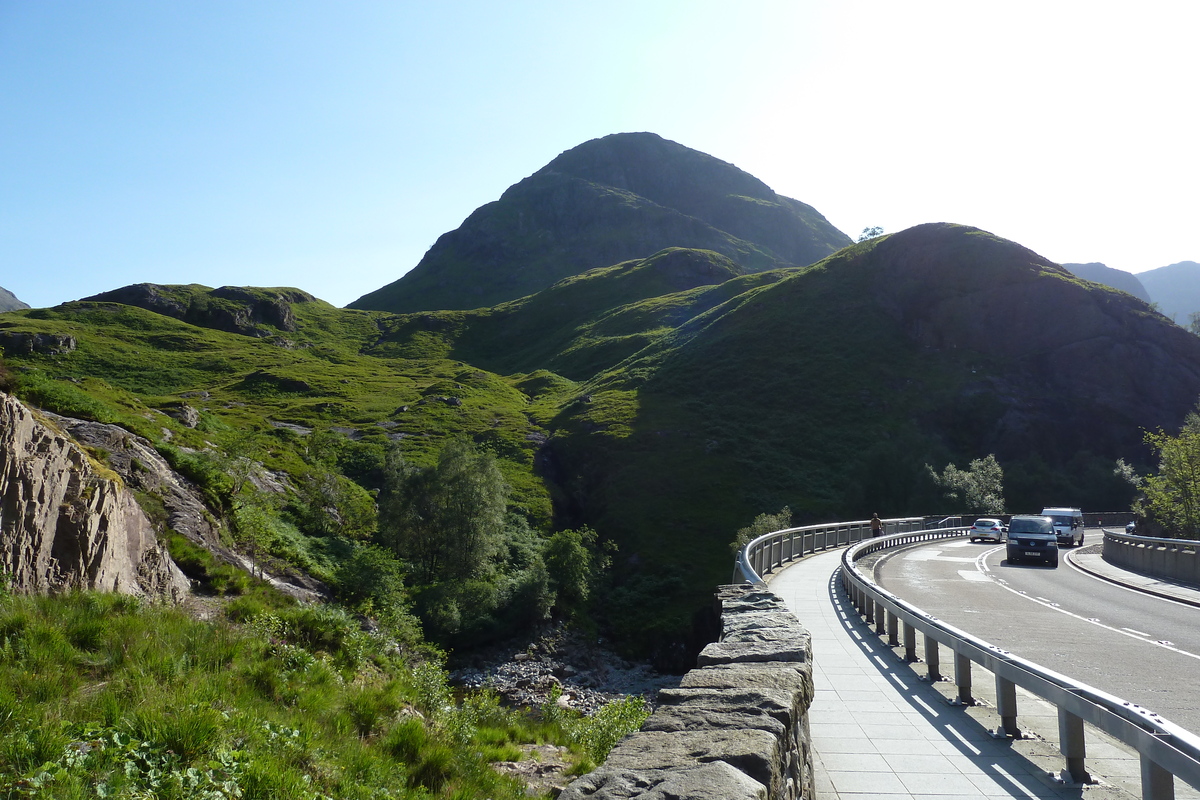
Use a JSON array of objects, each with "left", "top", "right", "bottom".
[{"left": 767, "top": 547, "right": 1200, "bottom": 799}]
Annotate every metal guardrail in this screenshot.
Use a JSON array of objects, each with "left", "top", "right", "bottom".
[
  {"left": 731, "top": 515, "right": 941, "bottom": 584},
  {"left": 836, "top": 529, "right": 1200, "bottom": 800},
  {"left": 734, "top": 520, "right": 1200, "bottom": 798},
  {"left": 1104, "top": 530, "right": 1200, "bottom": 588}
]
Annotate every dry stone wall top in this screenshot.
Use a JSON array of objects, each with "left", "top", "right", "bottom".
[{"left": 560, "top": 583, "right": 815, "bottom": 800}]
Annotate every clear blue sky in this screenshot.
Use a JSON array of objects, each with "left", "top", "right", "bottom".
[{"left": 2, "top": 1, "right": 1196, "bottom": 310}]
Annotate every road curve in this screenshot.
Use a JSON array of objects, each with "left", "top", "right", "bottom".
[{"left": 871, "top": 532, "right": 1200, "bottom": 734}]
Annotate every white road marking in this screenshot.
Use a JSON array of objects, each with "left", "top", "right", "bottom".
[
  {"left": 972, "top": 547, "right": 1200, "bottom": 662},
  {"left": 905, "top": 550, "right": 977, "bottom": 563},
  {"left": 958, "top": 570, "right": 991, "bottom": 582}
]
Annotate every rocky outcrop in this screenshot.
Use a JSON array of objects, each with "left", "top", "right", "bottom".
[
  {"left": 40, "top": 410, "right": 225, "bottom": 554},
  {"left": 81, "top": 284, "right": 313, "bottom": 338},
  {"left": 561, "top": 584, "right": 814, "bottom": 800},
  {"left": 0, "top": 392, "right": 189, "bottom": 599},
  {"left": 0, "top": 331, "right": 77, "bottom": 356}
]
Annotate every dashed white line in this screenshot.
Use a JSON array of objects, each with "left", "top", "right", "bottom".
[{"left": 977, "top": 551, "right": 1200, "bottom": 661}]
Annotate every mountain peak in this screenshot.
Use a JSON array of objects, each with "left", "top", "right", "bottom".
[
  {"left": 349, "top": 133, "right": 851, "bottom": 313},
  {"left": 0, "top": 286, "right": 30, "bottom": 313}
]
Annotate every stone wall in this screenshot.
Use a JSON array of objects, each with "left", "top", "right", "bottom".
[{"left": 561, "top": 583, "right": 814, "bottom": 800}]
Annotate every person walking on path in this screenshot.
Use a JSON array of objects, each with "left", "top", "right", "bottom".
[{"left": 871, "top": 513, "right": 883, "bottom": 537}]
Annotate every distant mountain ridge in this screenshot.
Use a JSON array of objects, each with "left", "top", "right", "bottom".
[
  {"left": 0, "top": 286, "right": 30, "bottom": 312},
  {"left": 1062, "top": 262, "right": 1150, "bottom": 302},
  {"left": 349, "top": 132, "right": 851, "bottom": 313},
  {"left": 1137, "top": 261, "right": 1200, "bottom": 324}
]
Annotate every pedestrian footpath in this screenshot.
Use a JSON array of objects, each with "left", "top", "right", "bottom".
[{"left": 768, "top": 548, "right": 1198, "bottom": 800}]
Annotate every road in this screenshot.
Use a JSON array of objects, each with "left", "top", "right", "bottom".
[{"left": 870, "top": 531, "right": 1200, "bottom": 734}]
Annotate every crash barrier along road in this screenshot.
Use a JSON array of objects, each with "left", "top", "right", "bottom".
[
  {"left": 736, "top": 518, "right": 1200, "bottom": 800},
  {"left": 1104, "top": 530, "right": 1200, "bottom": 589}
]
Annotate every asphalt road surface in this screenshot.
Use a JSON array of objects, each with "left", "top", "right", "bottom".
[{"left": 870, "top": 531, "right": 1200, "bottom": 734}]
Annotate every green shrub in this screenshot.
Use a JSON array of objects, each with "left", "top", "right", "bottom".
[{"left": 15, "top": 371, "right": 114, "bottom": 422}]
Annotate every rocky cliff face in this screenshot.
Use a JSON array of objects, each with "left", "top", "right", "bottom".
[{"left": 0, "top": 392, "right": 189, "bottom": 599}]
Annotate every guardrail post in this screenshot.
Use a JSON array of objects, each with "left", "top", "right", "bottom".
[
  {"left": 952, "top": 651, "right": 973, "bottom": 705},
  {"left": 874, "top": 599, "right": 886, "bottom": 635},
  {"left": 903, "top": 622, "right": 917, "bottom": 661},
  {"left": 1058, "top": 707, "right": 1089, "bottom": 784},
  {"left": 863, "top": 591, "right": 874, "bottom": 624},
  {"left": 887, "top": 610, "right": 899, "bottom": 647},
  {"left": 924, "top": 632, "right": 940, "bottom": 682},
  {"left": 994, "top": 675, "right": 1019, "bottom": 738},
  {"left": 1140, "top": 753, "right": 1174, "bottom": 800}
]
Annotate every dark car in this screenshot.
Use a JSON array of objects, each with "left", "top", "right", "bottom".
[
  {"left": 1006, "top": 515, "right": 1058, "bottom": 567},
  {"left": 969, "top": 517, "right": 1006, "bottom": 543}
]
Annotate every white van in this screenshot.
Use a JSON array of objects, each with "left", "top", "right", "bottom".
[{"left": 1040, "top": 507, "right": 1085, "bottom": 547}]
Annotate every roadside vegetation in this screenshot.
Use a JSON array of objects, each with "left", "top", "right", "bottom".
[
  {"left": 1127, "top": 407, "right": 1200, "bottom": 538},
  {"left": 0, "top": 582, "right": 643, "bottom": 799}
]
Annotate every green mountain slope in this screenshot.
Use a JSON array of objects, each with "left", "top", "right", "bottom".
[
  {"left": 0, "top": 287, "right": 559, "bottom": 526},
  {"left": 349, "top": 133, "right": 851, "bottom": 313},
  {"left": 538, "top": 223, "right": 1200, "bottom": 655},
  {"left": 6, "top": 225, "right": 1200, "bottom": 667},
  {"left": 368, "top": 248, "right": 784, "bottom": 380}
]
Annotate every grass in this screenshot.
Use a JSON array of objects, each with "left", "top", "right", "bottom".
[{"left": 0, "top": 590, "right": 635, "bottom": 799}]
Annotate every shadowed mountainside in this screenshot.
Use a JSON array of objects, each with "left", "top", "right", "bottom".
[{"left": 349, "top": 132, "right": 851, "bottom": 314}]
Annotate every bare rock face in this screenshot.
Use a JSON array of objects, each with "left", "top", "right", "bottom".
[
  {"left": 0, "top": 331, "right": 77, "bottom": 356},
  {"left": 0, "top": 393, "right": 189, "bottom": 599}
]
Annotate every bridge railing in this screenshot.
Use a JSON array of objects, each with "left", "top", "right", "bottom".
[
  {"left": 731, "top": 515, "right": 948, "bottom": 584},
  {"left": 1103, "top": 530, "right": 1200, "bottom": 587},
  {"left": 835, "top": 528, "right": 1200, "bottom": 800}
]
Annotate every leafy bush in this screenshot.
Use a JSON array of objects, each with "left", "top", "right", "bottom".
[
  {"left": 541, "top": 686, "right": 649, "bottom": 768},
  {"left": 14, "top": 371, "right": 114, "bottom": 422},
  {"left": 164, "top": 533, "right": 251, "bottom": 596}
]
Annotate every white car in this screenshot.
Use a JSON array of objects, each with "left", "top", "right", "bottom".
[{"left": 969, "top": 517, "right": 1006, "bottom": 543}]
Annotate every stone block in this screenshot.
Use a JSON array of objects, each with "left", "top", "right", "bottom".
[
  {"left": 605, "top": 729, "right": 782, "bottom": 797},
  {"left": 679, "top": 662, "right": 812, "bottom": 694},
  {"left": 697, "top": 639, "right": 809, "bottom": 666},
  {"left": 559, "top": 761, "right": 767, "bottom": 800}
]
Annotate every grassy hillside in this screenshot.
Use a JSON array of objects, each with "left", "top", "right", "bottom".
[
  {"left": 4, "top": 225, "right": 1200, "bottom": 668},
  {"left": 0, "top": 586, "right": 641, "bottom": 799}
]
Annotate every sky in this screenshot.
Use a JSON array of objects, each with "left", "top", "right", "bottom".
[{"left": 2, "top": 1, "right": 1197, "bottom": 310}]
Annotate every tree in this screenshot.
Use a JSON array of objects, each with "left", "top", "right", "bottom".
[
  {"left": 857, "top": 226, "right": 884, "bottom": 242},
  {"left": 1139, "top": 413, "right": 1200, "bottom": 538},
  {"left": 1188, "top": 311, "right": 1200, "bottom": 337},
  {"left": 377, "top": 439, "right": 508, "bottom": 583},
  {"left": 544, "top": 526, "right": 611, "bottom": 616},
  {"left": 925, "top": 455, "right": 1005, "bottom": 514},
  {"left": 729, "top": 507, "right": 793, "bottom": 555}
]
